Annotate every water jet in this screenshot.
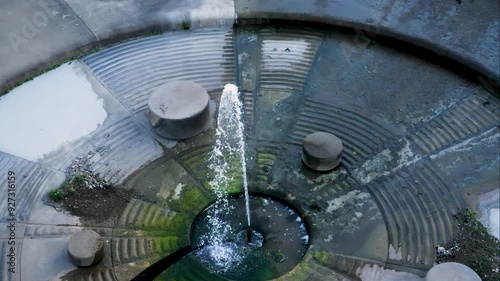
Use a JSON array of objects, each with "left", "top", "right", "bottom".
[{"left": 246, "top": 226, "right": 253, "bottom": 243}]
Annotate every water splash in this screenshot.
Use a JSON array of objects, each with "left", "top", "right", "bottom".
[{"left": 197, "top": 83, "right": 250, "bottom": 272}]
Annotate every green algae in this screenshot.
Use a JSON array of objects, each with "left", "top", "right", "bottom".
[{"left": 168, "top": 185, "right": 215, "bottom": 217}]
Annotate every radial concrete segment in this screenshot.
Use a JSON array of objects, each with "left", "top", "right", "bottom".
[
  {"left": 0, "top": 60, "right": 164, "bottom": 184},
  {"left": 0, "top": 0, "right": 96, "bottom": 94},
  {"left": 0, "top": 152, "right": 66, "bottom": 222},
  {"left": 82, "top": 107, "right": 164, "bottom": 185},
  {"left": 430, "top": 127, "right": 500, "bottom": 189},
  {"left": 80, "top": 28, "right": 236, "bottom": 115},
  {"left": 64, "top": 0, "right": 236, "bottom": 43},
  {"left": 364, "top": 160, "right": 464, "bottom": 270},
  {"left": 303, "top": 27, "right": 492, "bottom": 136},
  {"left": 75, "top": 61, "right": 164, "bottom": 185},
  {"left": 80, "top": 27, "right": 235, "bottom": 148},
  {"left": 20, "top": 237, "right": 77, "bottom": 281},
  {"left": 86, "top": 116, "right": 164, "bottom": 185},
  {"left": 235, "top": 0, "right": 500, "bottom": 82}
]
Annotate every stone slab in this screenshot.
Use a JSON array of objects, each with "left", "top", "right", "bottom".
[
  {"left": 380, "top": 0, "right": 500, "bottom": 82},
  {"left": 0, "top": 0, "right": 96, "bottom": 94},
  {"left": 64, "top": 0, "right": 235, "bottom": 44},
  {"left": 235, "top": 0, "right": 500, "bottom": 82},
  {"left": 20, "top": 237, "right": 76, "bottom": 281},
  {"left": 235, "top": 0, "right": 391, "bottom": 27}
]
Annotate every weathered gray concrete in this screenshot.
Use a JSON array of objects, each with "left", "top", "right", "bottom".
[
  {"left": 380, "top": 1, "right": 499, "bottom": 86},
  {"left": 149, "top": 80, "right": 211, "bottom": 140},
  {"left": 21, "top": 237, "right": 76, "bottom": 281},
  {"left": 235, "top": 0, "right": 500, "bottom": 83},
  {"left": 0, "top": 0, "right": 236, "bottom": 95},
  {"left": 0, "top": 0, "right": 96, "bottom": 94},
  {"left": 64, "top": 0, "right": 235, "bottom": 43},
  {"left": 1, "top": 0, "right": 498, "bottom": 96}
]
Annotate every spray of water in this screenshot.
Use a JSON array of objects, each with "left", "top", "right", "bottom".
[{"left": 197, "top": 83, "right": 250, "bottom": 272}]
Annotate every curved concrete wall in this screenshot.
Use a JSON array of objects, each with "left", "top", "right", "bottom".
[{"left": 0, "top": 0, "right": 498, "bottom": 95}]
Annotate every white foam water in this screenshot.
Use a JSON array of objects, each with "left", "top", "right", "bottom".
[{"left": 199, "top": 83, "right": 250, "bottom": 272}]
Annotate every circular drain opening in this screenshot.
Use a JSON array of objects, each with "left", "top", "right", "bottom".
[{"left": 191, "top": 195, "right": 309, "bottom": 281}]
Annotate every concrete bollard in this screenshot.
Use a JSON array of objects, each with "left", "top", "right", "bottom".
[
  {"left": 148, "top": 80, "right": 210, "bottom": 139},
  {"left": 302, "top": 131, "right": 343, "bottom": 171},
  {"left": 67, "top": 230, "right": 104, "bottom": 267}
]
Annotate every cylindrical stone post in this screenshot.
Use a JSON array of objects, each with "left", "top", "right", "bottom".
[
  {"left": 67, "top": 230, "right": 104, "bottom": 267},
  {"left": 302, "top": 132, "right": 343, "bottom": 171},
  {"left": 148, "top": 80, "right": 210, "bottom": 139}
]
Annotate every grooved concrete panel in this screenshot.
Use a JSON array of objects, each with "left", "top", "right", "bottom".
[
  {"left": 64, "top": 0, "right": 235, "bottom": 42},
  {"left": 0, "top": 152, "right": 66, "bottom": 222},
  {"left": 0, "top": 0, "right": 95, "bottom": 90},
  {"left": 81, "top": 28, "right": 235, "bottom": 114}
]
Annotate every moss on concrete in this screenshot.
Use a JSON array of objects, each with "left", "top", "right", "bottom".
[
  {"left": 151, "top": 236, "right": 181, "bottom": 255},
  {"left": 168, "top": 185, "right": 215, "bottom": 217}
]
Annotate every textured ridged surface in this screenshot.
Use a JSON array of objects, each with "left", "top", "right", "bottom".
[
  {"left": 68, "top": 268, "right": 116, "bottom": 281},
  {"left": 314, "top": 252, "right": 384, "bottom": 279},
  {"left": 235, "top": 27, "right": 261, "bottom": 136},
  {"left": 243, "top": 91, "right": 256, "bottom": 133},
  {"left": 290, "top": 98, "right": 393, "bottom": 170},
  {"left": 111, "top": 237, "right": 155, "bottom": 264},
  {"left": 24, "top": 225, "right": 110, "bottom": 237},
  {"left": 87, "top": 115, "right": 163, "bottom": 184},
  {"left": 252, "top": 141, "right": 281, "bottom": 184},
  {"left": 177, "top": 145, "right": 244, "bottom": 192},
  {"left": 117, "top": 198, "right": 177, "bottom": 227},
  {"left": 81, "top": 29, "right": 236, "bottom": 115},
  {"left": 177, "top": 145, "right": 215, "bottom": 189},
  {"left": 410, "top": 93, "right": 499, "bottom": 154},
  {"left": 366, "top": 161, "right": 464, "bottom": 270},
  {"left": 0, "top": 152, "right": 61, "bottom": 221},
  {"left": 260, "top": 29, "right": 322, "bottom": 92}
]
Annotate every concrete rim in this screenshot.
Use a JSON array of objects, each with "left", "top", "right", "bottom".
[{"left": 1, "top": 5, "right": 498, "bottom": 95}]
